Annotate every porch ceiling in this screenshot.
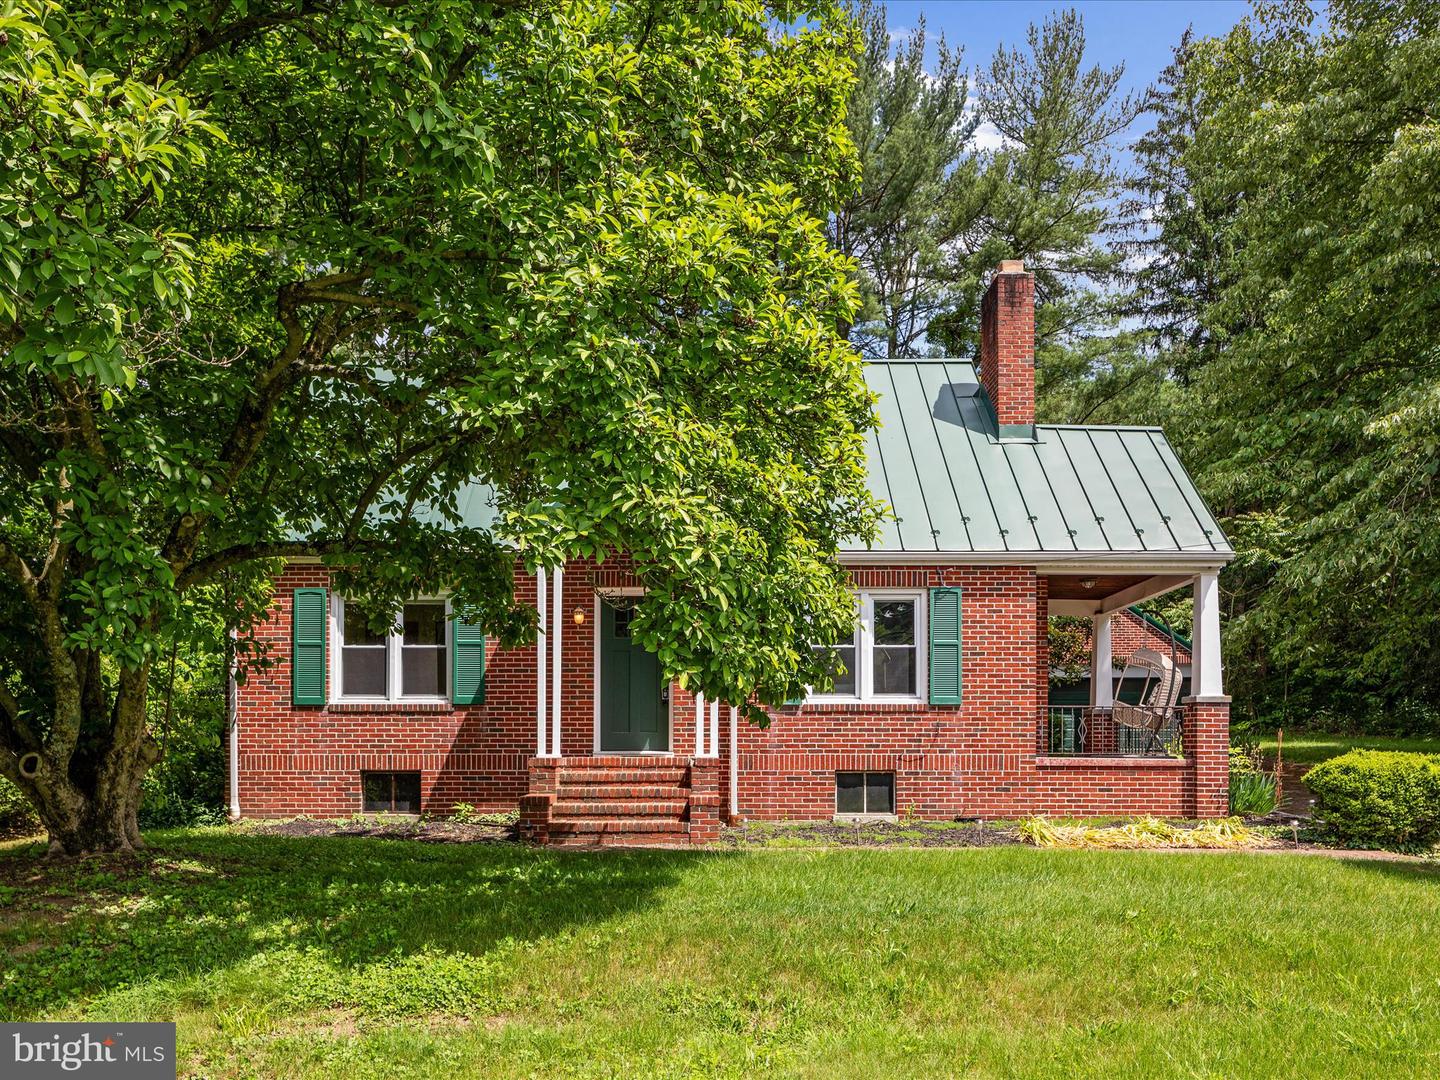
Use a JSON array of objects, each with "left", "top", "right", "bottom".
[{"left": 1045, "top": 574, "right": 1150, "bottom": 600}]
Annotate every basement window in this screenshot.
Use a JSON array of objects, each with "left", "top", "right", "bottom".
[
  {"left": 835, "top": 771, "right": 895, "bottom": 817},
  {"left": 362, "top": 772, "right": 421, "bottom": 813}
]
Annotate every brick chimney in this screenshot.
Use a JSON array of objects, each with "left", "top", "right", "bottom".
[{"left": 978, "top": 259, "right": 1036, "bottom": 440}]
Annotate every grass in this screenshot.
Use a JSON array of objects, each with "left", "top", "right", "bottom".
[
  {"left": 3, "top": 830, "right": 1439, "bottom": 1078},
  {"left": 1252, "top": 733, "right": 1440, "bottom": 765}
]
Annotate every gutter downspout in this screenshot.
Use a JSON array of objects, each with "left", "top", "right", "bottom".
[
  {"left": 227, "top": 627, "right": 240, "bottom": 819},
  {"left": 535, "top": 567, "right": 547, "bottom": 757}
]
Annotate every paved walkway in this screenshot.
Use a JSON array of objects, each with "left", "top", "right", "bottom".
[{"left": 1276, "top": 761, "right": 1315, "bottom": 816}]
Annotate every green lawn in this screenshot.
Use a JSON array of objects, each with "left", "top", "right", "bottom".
[
  {"left": 1252, "top": 732, "right": 1440, "bottom": 765},
  {"left": 3, "top": 830, "right": 1439, "bottom": 1079}
]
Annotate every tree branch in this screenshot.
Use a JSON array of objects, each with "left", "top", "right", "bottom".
[
  {"left": 175, "top": 539, "right": 388, "bottom": 591},
  {"left": 0, "top": 537, "right": 39, "bottom": 605}
]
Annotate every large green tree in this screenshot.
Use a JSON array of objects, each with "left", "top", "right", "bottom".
[
  {"left": 0, "top": 0, "right": 881, "bottom": 854},
  {"left": 1173, "top": 0, "right": 1440, "bottom": 719}
]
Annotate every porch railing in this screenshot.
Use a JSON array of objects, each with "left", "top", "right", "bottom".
[{"left": 1044, "top": 706, "right": 1184, "bottom": 758}]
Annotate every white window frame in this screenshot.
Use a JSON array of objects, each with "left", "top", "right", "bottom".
[
  {"left": 330, "top": 594, "right": 452, "bottom": 704},
  {"left": 807, "top": 589, "right": 927, "bottom": 703}
]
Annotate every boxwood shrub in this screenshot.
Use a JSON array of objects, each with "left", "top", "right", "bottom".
[{"left": 1305, "top": 750, "right": 1440, "bottom": 850}]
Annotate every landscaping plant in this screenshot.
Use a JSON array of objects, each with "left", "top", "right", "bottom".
[
  {"left": 1228, "top": 744, "right": 1279, "bottom": 816},
  {"left": 1018, "top": 815, "right": 1268, "bottom": 850},
  {"left": 1305, "top": 750, "right": 1440, "bottom": 851}
]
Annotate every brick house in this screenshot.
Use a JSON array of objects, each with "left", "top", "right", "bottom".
[{"left": 229, "top": 260, "right": 1233, "bottom": 845}]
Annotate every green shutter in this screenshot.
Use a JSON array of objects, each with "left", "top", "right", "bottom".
[
  {"left": 451, "top": 617, "right": 486, "bottom": 705},
  {"left": 292, "top": 587, "right": 327, "bottom": 706},
  {"left": 929, "top": 587, "right": 962, "bottom": 705}
]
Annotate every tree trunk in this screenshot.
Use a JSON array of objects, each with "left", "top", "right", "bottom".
[
  {"left": 34, "top": 769, "right": 148, "bottom": 857},
  {"left": 5, "top": 667, "right": 161, "bottom": 858}
]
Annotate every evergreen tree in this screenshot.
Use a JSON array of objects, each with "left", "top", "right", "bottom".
[
  {"left": 1120, "top": 29, "right": 1236, "bottom": 385},
  {"left": 829, "top": 1, "right": 985, "bottom": 357}
]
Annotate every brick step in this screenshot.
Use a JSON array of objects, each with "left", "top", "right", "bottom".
[
  {"left": 557, "top": 784, "right": 688, "bottom": 801},
  {"left": 548, "top": 817, "right": 688, "bottom": 835},
  {"left": 559, "top": 769, "right": 687, "bottom": 786},
  {"left": 548, "top": 755, "right": 685, "bottom": 769},
  {"left": 552, "top": 800, "right": 687, "bottom": 819}
]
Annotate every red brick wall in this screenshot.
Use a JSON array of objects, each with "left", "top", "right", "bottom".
[
  {"left": 232, "top": 559, "right": 1229, "bottom": 822},
  {"left": 1087, "top": 609, "right": 1192, "bottom": 667},
  {"left": 728, "top": 566, "right": 1224, "bottom": 820},
  {"left": 234, "top": 557, "right": 702, "bottom": 818}
]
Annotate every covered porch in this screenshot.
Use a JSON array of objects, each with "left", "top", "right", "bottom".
[{"left": 1043, "top": 566, "right": 1227, "bottom": 763}]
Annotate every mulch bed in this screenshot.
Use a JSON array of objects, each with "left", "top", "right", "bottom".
[{"left": 251, "top": 817, "right": 517, "bottom": 844}]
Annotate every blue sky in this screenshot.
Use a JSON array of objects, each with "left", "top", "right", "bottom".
[{"left": 883, "top": 0, "right": 1253, "bottom": 144}]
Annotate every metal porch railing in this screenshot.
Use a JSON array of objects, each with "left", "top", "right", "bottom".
[{"left": 1045, "top": 706, "right": 1184, "bottom": 758}]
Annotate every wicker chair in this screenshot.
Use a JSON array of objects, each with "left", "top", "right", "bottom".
[{"left": 1110, "top": 648, "right": 1183, "bottom": 754}]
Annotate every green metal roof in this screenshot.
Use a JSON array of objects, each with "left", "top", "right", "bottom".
[
  {"left": 856, "top": 360, "right": 1231, "bottom": 555},
  {"left": 381, "top": 359, "right": 1230, "bottom": 560}
]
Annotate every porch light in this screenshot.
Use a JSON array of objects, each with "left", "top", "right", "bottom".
[
  {"left": 572, "top": 607, "right": 586, "bottom": 625},
  {"left": 1080, "top": 578, "right": 1097, "bottom": 590}
]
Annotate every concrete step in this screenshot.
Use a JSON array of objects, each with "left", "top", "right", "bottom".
[
  {"left": 552, "top": 800, "right": 688, "bottom": 819},
  {"left": 549, "top": 817, "right": 689, "bottom": 835},
  {"left": 547, "top": 832, "right": 692, "bottom": 849}
]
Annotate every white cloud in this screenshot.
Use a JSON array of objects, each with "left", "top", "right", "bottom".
[{"left": 971, "top": 120, "right": 1012, "bottom": 152}]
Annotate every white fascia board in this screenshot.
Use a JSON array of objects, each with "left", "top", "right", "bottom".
[{"left": 838, "top": 550, "right": 1232, "bottom": 573}]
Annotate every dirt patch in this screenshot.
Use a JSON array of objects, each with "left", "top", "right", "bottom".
[
  {"left": 252, "top": 816, "right": 517, "bottom": 844},
  {"left": 720, "top": 819, "right": 1021, "bottom": 848}
]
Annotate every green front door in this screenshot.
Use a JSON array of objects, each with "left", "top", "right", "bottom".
[{"left": 599, "top": 602, "right": 668, "bottom": 752}]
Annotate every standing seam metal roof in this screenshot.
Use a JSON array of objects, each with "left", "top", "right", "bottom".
[{"left": 852, "top": 360, "right": 1231, "bottom": 555}]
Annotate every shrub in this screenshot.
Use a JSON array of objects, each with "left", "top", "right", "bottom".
[
  {"left": 0, "top": 777, "right": 39, "bottom": 836},
  {"left": 1305, "top": 750, "right": 1440, "bottom": 850}
]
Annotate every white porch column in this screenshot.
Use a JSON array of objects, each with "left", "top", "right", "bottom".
[
  {"left": 694, "top": 692, "right": 706, "bottom": 756},
  {"left": 706, "top": 699, "right": 720, "bottom": 759},
  {"left": 1090, "top": 612, "right": 1114, "bottom": 709},
  {"left": 729, "top": 705, "right": 739, "bottom": 817},
  {"left": 535, "top": 568, "right": 548, "bottom": 757},
  {"left": 1191, "top": 571, "right": 1224, "bottom": 697},
  {"left": 550, "top": 566, "right": 564, "bottom": 756}
]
